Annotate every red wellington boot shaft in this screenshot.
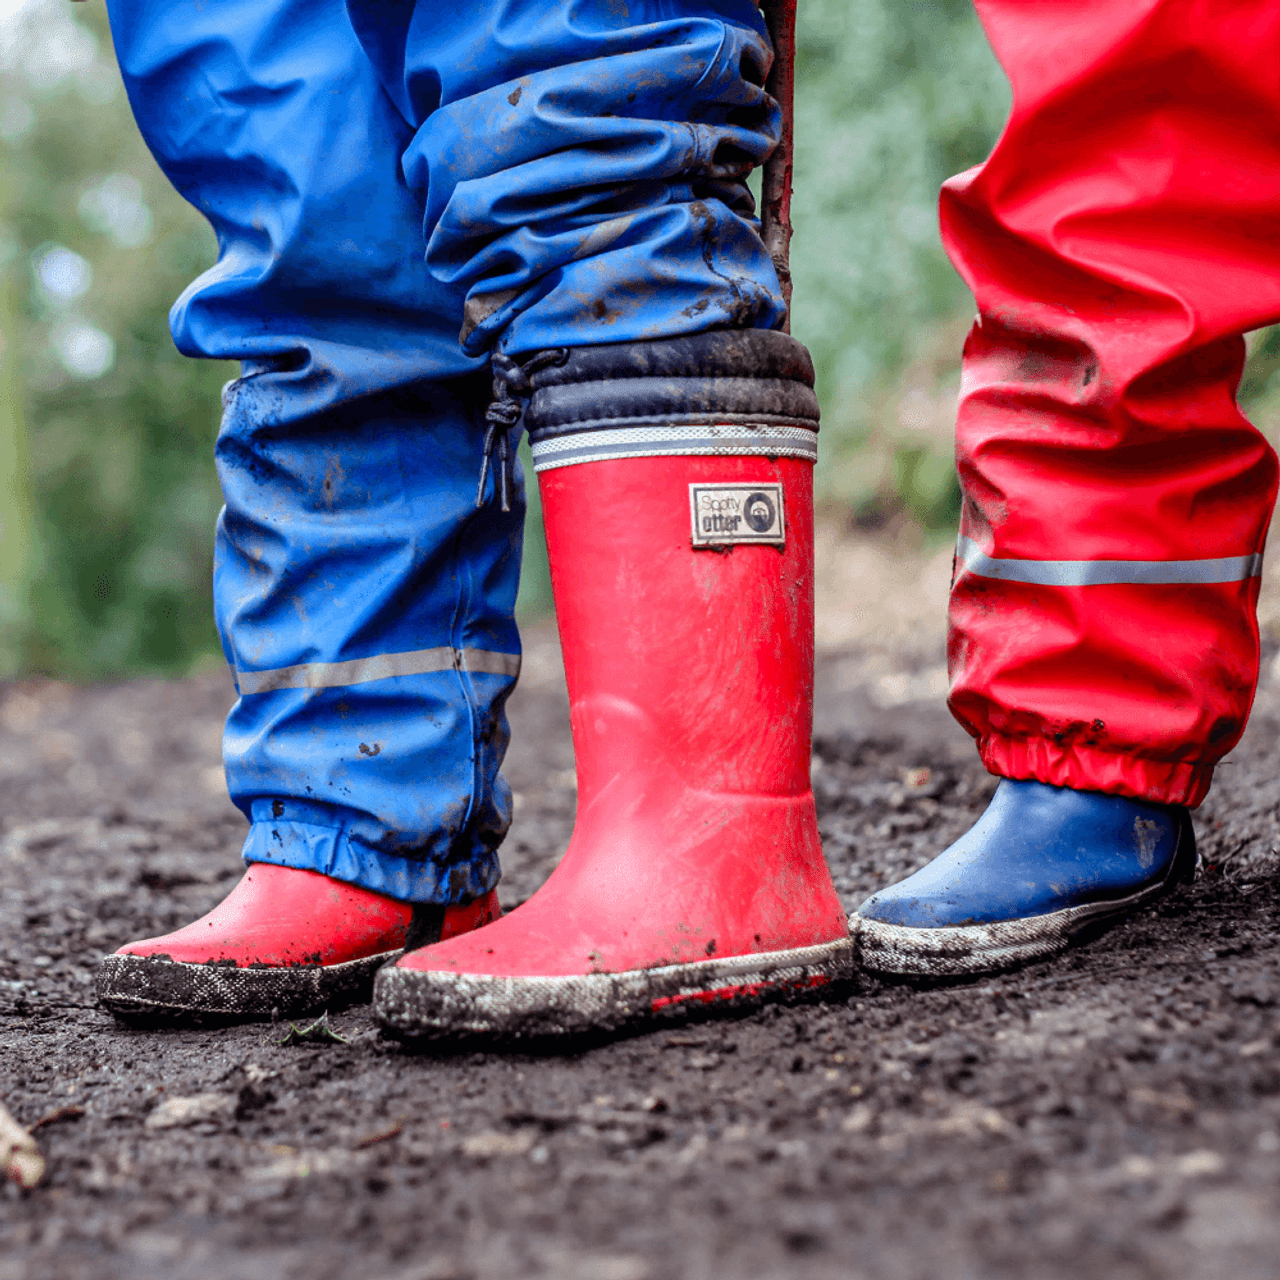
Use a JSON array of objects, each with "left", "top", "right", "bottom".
[
  {"left": 397, "top": 453, "right": 847, "bottom": 980},
  {"left": 549, "top": 455, "right": 815, "bottom": 805},
  {"left": 544, "top": 455, "right": 845, "bottom": 965}
]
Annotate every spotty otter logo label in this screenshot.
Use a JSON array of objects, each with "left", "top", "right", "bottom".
[{"left": 689, "top": 483, "right": 785, "bottom": 547}]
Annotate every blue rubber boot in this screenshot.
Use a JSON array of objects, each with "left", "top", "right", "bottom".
[{"left": 853, "top": 779, "right": 1197, "bottom": 977}]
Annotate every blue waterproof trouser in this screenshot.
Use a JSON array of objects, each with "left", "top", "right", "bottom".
[{"left": 105, "top": 0, "right": 785, "bottom": 902}]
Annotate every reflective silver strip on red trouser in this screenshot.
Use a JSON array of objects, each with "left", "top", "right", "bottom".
[{"left": 956, "top": 536, "right": 1264, "bottom": 587}]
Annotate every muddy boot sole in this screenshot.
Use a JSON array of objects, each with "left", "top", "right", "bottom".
[
  {"left": 374, "top": 937, "right": 855, "bottom": 1042},
  {"left": 853, "top": 812, "right": 1197, "bottom": 979},
  {"left": 96, "top": 949, "right": 400, "bottom": 1026}
]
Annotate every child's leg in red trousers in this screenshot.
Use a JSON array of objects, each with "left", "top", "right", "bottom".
[{"left": 857, "top": 0, "right": 1280, "bottom": 977}]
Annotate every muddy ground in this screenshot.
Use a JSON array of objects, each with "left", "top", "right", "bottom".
[{"left": 4, "top": 623, "right": 1280, "bottom": 1280}]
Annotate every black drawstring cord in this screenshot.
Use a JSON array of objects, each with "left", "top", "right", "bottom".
[
  {"left": 477, "top": 348, "right": 569, "bottom": 511},
  {"left": 476, "top": 389, "right": 521, "bottom": 512}
]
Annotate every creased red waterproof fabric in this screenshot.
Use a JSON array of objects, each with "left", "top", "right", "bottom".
[{"left": 940, "top": 0, "right": 1280, "bottom": 807}]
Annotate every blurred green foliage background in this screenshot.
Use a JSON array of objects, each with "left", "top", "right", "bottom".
[
  {"left": 1, "top": 0, "right": 228, "bottom": 677},
  {"left": 2, "top": 0, "right": 1279, "bottom": 678}
]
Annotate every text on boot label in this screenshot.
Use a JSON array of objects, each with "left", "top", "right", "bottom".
[{"left": 689, "top": 484, "right": 785, "bottom": 548}]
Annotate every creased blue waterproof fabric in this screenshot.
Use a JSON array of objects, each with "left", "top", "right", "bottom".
[
  {"left": 105, "top": 0, "right": 783, "bottom": 901},
  {"left": 348, "top": 0, "right": 784, "bottom": 353}
]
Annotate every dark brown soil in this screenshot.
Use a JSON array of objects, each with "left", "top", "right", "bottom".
[{"left": 4, "top": 627, "right": 1280, "bottom": 1280}]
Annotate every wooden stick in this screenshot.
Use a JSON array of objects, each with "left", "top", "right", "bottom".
[{"left": 758, "top": 0, "right": 797, "bottom": 332}]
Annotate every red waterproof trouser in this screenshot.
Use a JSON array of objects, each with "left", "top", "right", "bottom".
[{"left": 941, "top": 0, "right": 1280, "bottom": 807}]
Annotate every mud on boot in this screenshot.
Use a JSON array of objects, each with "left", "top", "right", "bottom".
[{"left": 852, "top": 778, "right": 1197, "bottom": 978}]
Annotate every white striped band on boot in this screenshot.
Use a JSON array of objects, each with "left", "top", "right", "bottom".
[{"left": 530, "top": 422, "right": 818, "bottom": 472}]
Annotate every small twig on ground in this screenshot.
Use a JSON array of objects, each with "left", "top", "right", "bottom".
[
  {"left": 355, "top": 1120, "right": 405, "bottom": 1149},
  {"left": 29, "top": 1104, "right": 85, "bottom": 1133}
]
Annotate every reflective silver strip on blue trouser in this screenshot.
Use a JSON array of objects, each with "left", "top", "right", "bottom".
[
  {"left": 956, "top": 536, "right": 1264, "bottom": 586},
  {"left": 530, "top": 424, "right": 818, "bottom": 472},
  {"left": 107, "top": 0, "right": 783, "bottom": 901},
  {"left": 235, "top": 648, "right": 522, "bottom": 696}
]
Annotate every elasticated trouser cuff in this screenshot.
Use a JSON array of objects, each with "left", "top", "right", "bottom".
[
  {"left": 242, "top": 804, "right": 500, "bottom": 905},
  {"left": 977, "top": 734, "right": 1211, "bottom": 809}
]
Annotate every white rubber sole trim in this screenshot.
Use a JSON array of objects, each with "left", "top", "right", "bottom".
[
  {"left": 853, "top": 852, "right": 1193, "bottom": 979},
  {"left": 96, "top": 948, "right": 401, "bottom": 1025},
  {"left": 374, "top": 937, "right": 855, "bottom": 1040}
]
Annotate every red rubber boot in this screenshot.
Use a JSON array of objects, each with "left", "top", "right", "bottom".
[
  {"left": 97, "top": 864, "right": 500, "bottom": 1024},
  {"left": 375, "top": 431, "right": 852, "bottom": 1038}
]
